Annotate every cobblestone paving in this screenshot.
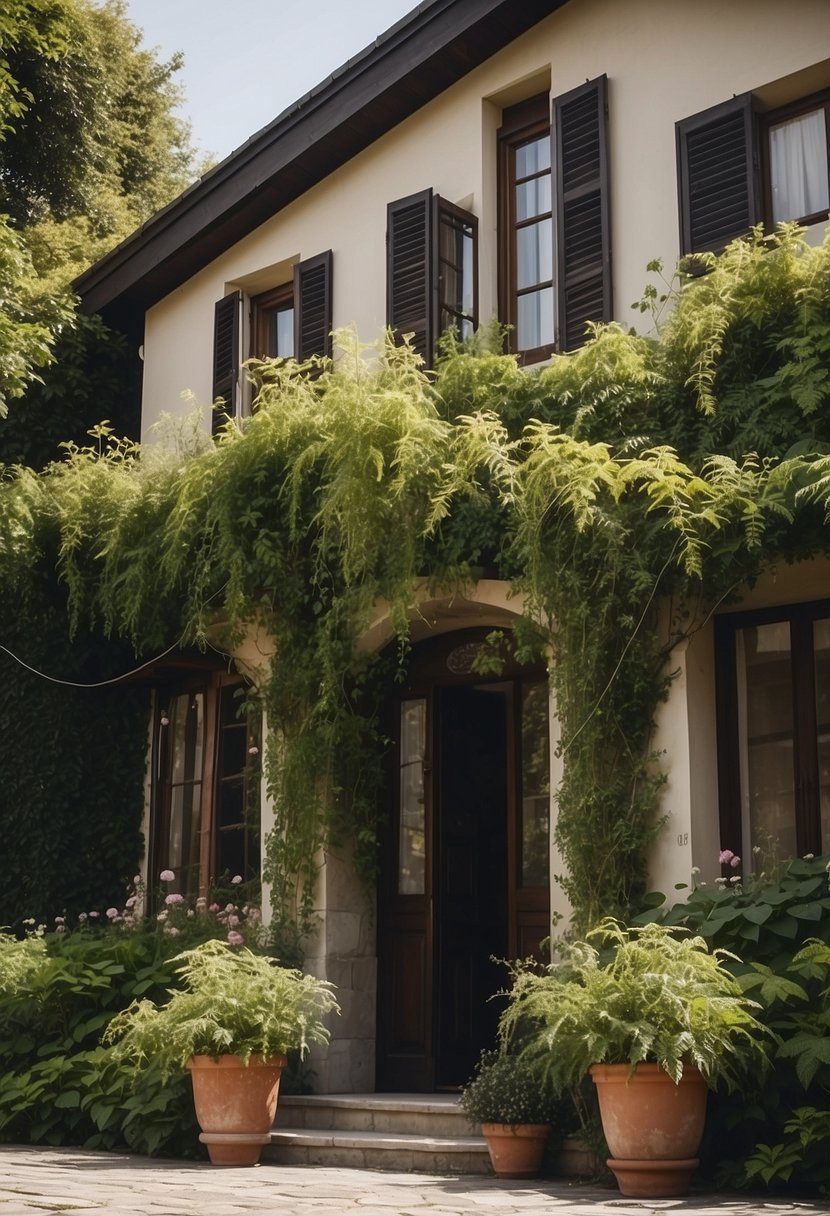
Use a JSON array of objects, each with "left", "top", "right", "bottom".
[{"left": 0, "top": 1147, "right": 824, "bottom": 1216}]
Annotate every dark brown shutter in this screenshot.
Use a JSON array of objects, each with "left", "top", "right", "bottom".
[
  {"left": 676, "top": 93, "right": 760, "bottom": 254},
  {"left": 212, "top": 291, "right": 241, "bottom": 433},
  {"left": 552, "top": 75, "right": 611, "bottom": 353},
  {"left": 387, "top": 189, "right": 435, "bottom": 366},
  {"left": 294, "top": 249, "right": 333, "bottom": 361}
]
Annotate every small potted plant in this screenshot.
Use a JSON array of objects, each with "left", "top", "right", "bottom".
[
  {"left": 459, "top": 1049, "right": 552, "bottom": 1178},
  {"left": 498, "top": 919, "right": 767, "bottom": 1197},
  {"left": 105, "top": 939, "right": 339, "bottom": 1165}
]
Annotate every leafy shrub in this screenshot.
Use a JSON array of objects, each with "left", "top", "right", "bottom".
[{"left": 637, "top": 854, "right": 830, "bottom": 1191}]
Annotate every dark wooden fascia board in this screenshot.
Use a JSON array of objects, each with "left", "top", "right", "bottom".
[{"left": 76, "top": 0, "right": 567, "bottom": 319}]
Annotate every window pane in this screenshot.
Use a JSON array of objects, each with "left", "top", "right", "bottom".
[
  {"left": 170, "top": 694, "right": 203, "bottom": 783},
  {"left": 275, "top": 306, "right": 294, "bottom": 357},
  {"left": 398, "top": 699, "right": 426, "bottom": 895},
  {"left": 516, "top": 174, "right": 551, "bottom": 221},
  {"left": 769, "top": 108, "right": 829, "bottom": 224},
  {"left": 439, "top": 215, "right": 475, "bottom": 335},
  {"left": 736, "top": 622, "right": 797, "bottom": 859},
  {"left": 814, "top": 618, "right": 830, "bottom": 851},
  {"left": 516, "top": 218, "right": 552, "bottom": 290},
  {"left": 516, "top": 135, "right": 551, "bottom": 179},
  {"left": 521, "top": 681, "right": 550, "bottom": 887},
  {"left": 517, "top": 287, "right": 554, "bottom": 351}
]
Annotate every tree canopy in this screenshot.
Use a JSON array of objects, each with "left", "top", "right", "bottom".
[{"left": 0, "top": 0, "right": 198, "bottom": 417}]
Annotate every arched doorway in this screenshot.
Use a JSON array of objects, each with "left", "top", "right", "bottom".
[{"left": 376, "top": 628, "right": 551, "bottom": 1091}]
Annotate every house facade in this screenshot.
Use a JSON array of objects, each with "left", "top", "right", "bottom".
[{"left": 76, "top": 0, "right": 830, "bottom": 1092}]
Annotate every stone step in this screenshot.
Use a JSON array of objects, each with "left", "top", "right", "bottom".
[{"left": 267, "top": 1093, "right": 490, "bottom": 1174}]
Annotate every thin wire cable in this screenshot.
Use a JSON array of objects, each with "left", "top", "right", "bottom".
[{"left": 0, "top": 638, "right": 184, "bottom": 688}]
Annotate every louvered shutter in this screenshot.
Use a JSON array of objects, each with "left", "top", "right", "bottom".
[
  {"left": 552, "top": 75, "right": 611, "bottom": 353},
  {"left": 387, "top": 189, "right": 435, "bottom": 366},
  {"left": 294, "top": 250, "right": 333, "bottom": 361},
  {"left": 676, "top": 94, "right": 760, "bottom": 254},
  {"left": 212, "top": 291, "right": 241, "bottom": 433}
]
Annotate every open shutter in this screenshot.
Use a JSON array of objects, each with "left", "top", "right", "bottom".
[
  {"left": 387, "top": 189, "right": 435, "bottom": 366},
  {"left": 294, "top": 249, "right": 333, "bottom": 361},
  {"left": 552, "top": 75, "right": 611, "bottom": 353},
  {"left": 676, "top": 93, "right": 760, "bottom": 254},
  {"left": 212, "top": 291, "right": 241, "bottom": 433}
]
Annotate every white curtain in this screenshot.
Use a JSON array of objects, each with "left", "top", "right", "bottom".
[{"left": 769, "top": 108, "right": 829, "bottom": 224}]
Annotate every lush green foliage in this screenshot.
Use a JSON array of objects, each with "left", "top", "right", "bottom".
[
  {"left": 498, "top": 920, "right": 767, "bottom": 1096},
  {"left": 459, "top": 1049, "right": 556, "bottom": 1125},
  {"left": 105, "top": 939, "right": 339, "bottom": 1074},
  {"left": 0, "top": 0, "right": 198, "bottom": 416},
  {"left": 4, "top": 229, "right": 830, "bottom": 938},
  {"left": 0, "top": 927, "right": 201, "bottom": 1155},
  {"left": 639, "top": 854, "right": 830, "bottom": 1191}
]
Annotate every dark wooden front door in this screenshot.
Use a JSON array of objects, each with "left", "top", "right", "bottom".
[{"left": 376, "top": 632, "right": 550, "bottom": 1092}]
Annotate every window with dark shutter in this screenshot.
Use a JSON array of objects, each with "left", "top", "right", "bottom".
[
  {"left": 294, "top": 249, "right": 333, "bottom": 361},
  {"left": 676, "top": 93, "right": 760, "bottom": 255},
  {"left": 212, "top": 291, "right": 241, "bottom": 433},
  {"left": 387, "top": 191, "right": 478, "bottom": 368},
  {"left": 552, "top": 75, "right": 611, "bottom": 352},
  {"left": 387, "top": 190, "right": 434, "bottom": 364}
]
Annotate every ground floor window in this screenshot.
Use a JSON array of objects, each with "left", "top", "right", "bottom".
[
  {"left": 716, "top": 598, "right": 830, "bottom": 861},
  {"left": 150, "top": 671, "right": 260, "bottom": 896}
]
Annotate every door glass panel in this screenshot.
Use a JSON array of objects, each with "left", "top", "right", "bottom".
[
  {"left": 521, "top": 681, "right": 550, "bottom": 887},
  {"left": 398, "top": 698, "right": 426, "bottom": 895},
  {"left": 736, "top": 622, "right": 796, "bottom": 860},
  {"left": 814, "top": 618, "right": 830, "bottom": 850}
]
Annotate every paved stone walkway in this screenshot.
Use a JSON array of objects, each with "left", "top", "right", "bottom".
[{"left": 0, "top": 1147, "right": 825, "bottom": 1216}]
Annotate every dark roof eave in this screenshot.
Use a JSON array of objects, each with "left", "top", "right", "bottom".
[{"left": 75, "top": 0, "right": 566, "bottom": 319}]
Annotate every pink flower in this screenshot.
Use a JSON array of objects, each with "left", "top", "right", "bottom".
[
  {"left": 160, "top": 716, "right": 170, "bottom": 727},
  {"left": 78, "top": 912, "right": 88, "bottom": 923},
  {"left": 248, "top": 745, "right": 258, "bottom": 756},
  {"left": 156, "top": 910, "right": 168, "bottom": 922},
  {"left": 106, "top": 907, "right": 119, "bottom": 919},
  {"left": 164, "top": 925, "right": 180, "bottom": 937},
  {"left": 231, "top": 875, "right": 242, "bottom": 885},
  {"left": 125, "top": 896, "right": 137, "bottom": 908},
  {"left": 730, "top": 854, "right": 741, "bottom": 868},
  {"left": 159, "top": 869, "right": 175, "bottom": 883},
  {"left": 225, "top": 903, "right": 236, "bottom": 913},
  {"left": 89, "top": 911, "right": 100, "bottom": 919},
  {"left": 54, "top": 916, "right": 65, "bottom": 925},
  {"left": 56, "top": 924, "right": 66, "bottom": 933},
  {"left": 133, "top": 875, "right": 142, "bottom": 885},
  {"left": 718, "top": 849, "right": 734, "bottom": 865},
  {"left": 227, "top": 930, "right": 244, "bottom": 947},
  {"left": 165, "top": 893, "right": 184, "bottom": 906},
  {"left": 228, "top": 914, "right": 239, "bottom": 927},
  {"left": 209, "top": 902, "right": 220, "bottom": 913}
]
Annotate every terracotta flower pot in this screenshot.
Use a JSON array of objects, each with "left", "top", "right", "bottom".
[
  {"left": 480, "top": 1122, "right": 549, "bottom": 1178},
  {"left": 187, "top": 1053, "right": 287, "bottom": 1166},
  {"left": 589, "top": 1062, "right": 707, "bottom": 1198}
]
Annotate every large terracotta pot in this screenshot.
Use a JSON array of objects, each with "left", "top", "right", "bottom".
[
  {"left": 589, "top": 1062, "right": 707, "bottom": 1198},
  {"left": 187, "top": 1053, "right": 287, "bottom": 1166},
  {"left": 480, "top": 1122, "right": 549, "bottom": 1178}
]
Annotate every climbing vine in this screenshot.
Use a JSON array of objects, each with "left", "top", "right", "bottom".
[{"left": 2, "top": 226, "right": 830, "bottom": 938}]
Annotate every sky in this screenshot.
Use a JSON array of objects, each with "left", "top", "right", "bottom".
[{"left": 124, "top": 0, "right": 420, "bottom": 164}]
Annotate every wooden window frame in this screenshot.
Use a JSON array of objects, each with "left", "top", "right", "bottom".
[
  {"left": 151, "top": 671, "right": 259, "bottom": 896},
  {"left": 760, "top": 88, "right": 830, "bottom": 230},
  {"left": 498, "top": 94, "right": 554, "bottom": 365},
  {"left": 251, "top": 281, "right": 294, "bottom": 361},
  {"left": 715, "top": 598, "right": 830, "bottom": 861}
]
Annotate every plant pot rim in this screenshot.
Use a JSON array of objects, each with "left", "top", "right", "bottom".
[
  {"left": 590, "top": 1062, "right": 704, "bottom": 1084},
  {"left": 187, "top": 1053, "right": 288, "bottom": 1069},
  {"left": 480, "top": 1122, "right": 550, "bottom": 1134}
]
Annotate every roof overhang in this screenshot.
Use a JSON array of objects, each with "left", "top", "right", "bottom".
[{"left": 74, "top": 0, "right": 567, "bottom": 329}]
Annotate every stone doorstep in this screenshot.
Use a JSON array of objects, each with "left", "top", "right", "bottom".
[
  {"left": 264, "top": 1127, "right": 490, "bottom": 1175},
  {"left": 276, "top": 1093, "right": 476, "bottom": 1139}
]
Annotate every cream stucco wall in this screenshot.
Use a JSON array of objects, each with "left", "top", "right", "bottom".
[{"left": 139, "top": 0, "right": 830, "bottom": 436}]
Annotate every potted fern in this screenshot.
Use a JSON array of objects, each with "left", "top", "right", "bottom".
[
  {"left": 105, "top": 940, "right": 339, "bottom": 1165},
  {"left": 459, "top": 1050, "right": 552, "bottom": 1178},
  {"left": 498, "top": 919, "right": 767, "bottom": 1197}
]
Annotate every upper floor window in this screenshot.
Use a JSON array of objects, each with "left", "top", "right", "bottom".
[
  {"left": 677, "top": 87, "right": 830, "bottom": 255},
  {"left": 211, "top": 250, "right": 333, "bottom": 432},
  {"left": 765, "top": 96, "right": 830, "bottom": 227},
  {"left": 386, "top": 189, "right": 478, "bottom": 368},
  {"left": 498, "top": 78, "right": 611, "bottom": 361}
]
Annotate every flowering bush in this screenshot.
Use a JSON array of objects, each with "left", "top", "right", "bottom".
[
  {"left": 46, "top": 870, "right": 264, "bottom": 951},
  {"left": 459, "top": 1050, "right": 554, "bottom": 1126}
]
